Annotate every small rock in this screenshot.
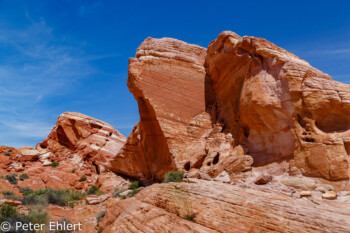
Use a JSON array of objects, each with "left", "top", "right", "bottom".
[
  {"left": 314, "top": 184, "right": 334, "bottom": 193},
  {"left": 119, "top": 190, "right": 132, "bottom": 197},
  {"left": 300, "top": 191, "right": 312, "bottom": 197},
  {"left": 254, "top": 174, "right": 273, "bottom": 185},
  {"left": 0, "top": 198, "right": 22, "bottom": 206},
  {"left": 86, "top": 194, "right": 111, "bottom": 205},
  {"left": 289, "top": 166, "right": 302, "bottom": 177},
  {"left": 281, "top": 177, "right": 317, "bottom": 191},
  {"left": 322, "top": 191, "right": 337, "bottom": 200},
  {"left": 42, "top": 160, "right": 52, "bottom": 166},
  {"left": 214, "top": 171, "right": 230, "bottom": 183}
]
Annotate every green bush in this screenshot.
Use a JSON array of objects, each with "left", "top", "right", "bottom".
[
  {"left": 1, "top": 191, "right": 20, "bottom": 200},
  {"left": 8, "top": 149, "right": 12, "bottom": 152},
  {"left": 19, "top": 187, "right": 33, "bottom": 194},
  {"left": 96, "top": 190, "right": 104, "bottom": 196},
  {"left": 72, "top": 168, "right": 77, "bottom": 173},
  {"left": 50, "top": 161, "right": 59, "bottom": 168},
  {"left": 5, "top": 174, "right": 18, "bottom": 184},
  {"left": 19, "top": 173, "right": 29, "bottom": 180},
  {"left": 22, "top": 188, "right": 85, "bottom": 206},
  {"left": 128, "top": 189, "right": 140, "bottom": 197},
  {"left": 129, "top": 181, "right": 139, "bottom": 190},
  {"left": 119, "top": 195, "right": 126, "bottom": 200},
  {"left": 184, "top": 213, "right": 196, "bottom": 222},
  {"left": 0, "top": 204, "right": 17, "bottom": 220},
  {"left": 26, "top": 209, "right": 47, "bottom": 225},
  {"left": 2, "top": 190, "right": 14, "bottom": 196},
  {"left": 163, "top": 171, "right": 184, "bottom": 183},
  {"left": 79, "top": 175, "right": 87, "bottom": 182},
  {"left": 87, "top": 186, "right": 99, "bottom": 195}
]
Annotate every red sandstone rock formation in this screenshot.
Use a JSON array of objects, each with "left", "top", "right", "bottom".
[
  {"left": 206, "top": 31, "right": 350, "bottom": 181},
  {"left": 111, "top": 37, "right": 252, "bottom": 181},
  {"left": 37, "top": 112, "right": 126, "bottom": 173},
  {"left": 99, "top": 179, "right": 350, "bottom": 233}
]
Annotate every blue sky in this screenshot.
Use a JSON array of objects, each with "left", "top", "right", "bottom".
[{"left": 0, "top": 0, "right": 349, "bottom": 148}]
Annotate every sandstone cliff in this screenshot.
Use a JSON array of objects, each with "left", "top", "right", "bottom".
[
  {"left": 111, "top": 37, "right": 252, "bottom": 181},
  {"left": 112, "top": 31, "right": 350, "bottom": 183},
  {"left": 206, "top": 31, "right": 350, "bottom": 181}
]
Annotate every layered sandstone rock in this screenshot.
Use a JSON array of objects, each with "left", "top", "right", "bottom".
[
  {"left": 205, "top": 31, "right": 350, "bottom": 180},
  {"left": 99, "top": 179, "right": 350, "bottom": 233},
  {"left": 37, "top": 112, "right": 126, "bottom": 173},
  {"left": 111, "top": 37, "right": 252, "bottom": 181}
]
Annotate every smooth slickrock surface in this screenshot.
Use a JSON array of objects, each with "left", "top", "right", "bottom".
[
  {"left": 99, "top": 179, "right": 350, "bottom": 233},
  {"left": 206, "top": 31, "right": 350, "bottom": 181},
  {"left": 111, "top": 37, "right": 253, "bottom": 181},
  {"left": 37, "top": 112, "right": 126, "bottom": 173}
]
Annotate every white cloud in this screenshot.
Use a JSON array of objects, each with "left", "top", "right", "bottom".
[{"left": 0, "top": 12, "right": 97, "bottom": 147}]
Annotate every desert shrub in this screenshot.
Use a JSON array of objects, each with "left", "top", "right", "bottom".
[
  {"left": 96, "top": 190, "right": 104, "bottom": 196},
  {"left": 51, "top": 161, "right": 59, "bottom": 168},
  {"left": 5, "top": 174, "right": 18, "bottom": 184},
  {"left": 19, "top": 187, "right": 33, "bottom": 194},
  {"left": 163, "top": 171, "right": 184, "bottom": 183},
  {"left": 47, "top": 191, "right": 66, "bottom": 206},
  {"left": 1, "top": 191, "right": 20, "bottom": 200},
  {"left": 0, "top": 204, "right": 17, "bottom": 220},
  {"left": 22, "top": 188, "right": 85, "bottom": 206},
  {"left": 2, "top": 190, "right": 14, "bottom": 196},
  {"left": 8, "top": 149, "right": 12, "bottom": 152},
  {"left": 79, "top": 175, "right": 87, "bottom": 182},
  {"left": 26, "top": 208, "right": 47, "bottom": 225},
  {"left": 129, "top": 181, "right": 139, "bottom": 190},
  {"left": 72, "top": 168, "right": 77, "bottom": 173},
  {"left": 69, "top": 202, "right": 75, "bottom": 208},
  {"left": 87, "top": 186, "right": 99, "bottom": 195},
  {"left": 19, "top": 173, "right": 29, "bottom": 180},
  {"left": 128, "top": 189, "right": 140, "bottom": 197},
  {"left": 70, "top": 190, "right": 85, "bottom": 200},
  {"left": 184, "top": 213, "right": 196, "bottom": 222},
  {"left": 96, "top": 210, "right": 106, "bottom": 223},
  {"left": 119, "top": 195, "right": 126, "bottom": 200},
  {"left": 4, "top": 152, "right": 11, "bottom": 156}
]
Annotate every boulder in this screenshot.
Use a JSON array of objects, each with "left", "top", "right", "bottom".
[
  {"left": 111, "top": 37, "right": 252, "bottom": 181},
  {"left": 281, "top": 177, "right": 317, "bottom": 190},
  {"left": 37, "top": 112, "right": 126, "bottom": 173},
  {"left": 0, "top": 198, "right": 22, "bottom": 206},
  {"left": 95, "top": 172, "right": 130, "bottom": 193},
  {"left": 86, "top": 194, "right": 111, "bottom": 205},
  {"left": 300, "top": 191, "right": 312, "bottom": 197},
  {"left": 205, "top": 31, "right": 350, "bottom": 181},
  {"left": 322, "top": 191, "right": 337, "bottom": 200},
  {"left": 254, "top": 174, "right": 273, "bottom": 185}
]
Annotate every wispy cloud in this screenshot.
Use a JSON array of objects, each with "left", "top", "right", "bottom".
[
  {"left": 301, "top": 48, "right": 350, "bottom": 57},
  {"left": 0, "top": 12, "right": 96, "bottom": 147}
]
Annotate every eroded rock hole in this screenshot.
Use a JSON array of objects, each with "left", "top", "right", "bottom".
[
  {"left": 244, "top": 127, "right": 250, "bottom": 138},
  {"left": 297, "top": 114, "right": 306, "bottom": 128},
  {"left": 303, "top": 138, "right": 315, "bottom": 143},
  {"left": 213, "top": 153, "right": 220, "bottom": 165},
  {"left": 344, "top": 141, "right": 350, "bottom": 155},
  {"left": 184, "top": 162, "right": 191, "bottom": 171},
  {"left": 316, "top": 113, "right": 350, "bottom": 133}
]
